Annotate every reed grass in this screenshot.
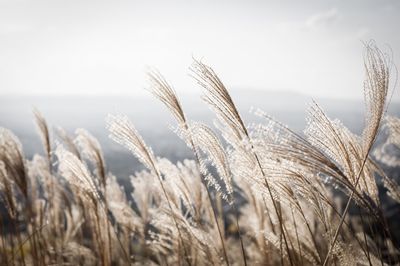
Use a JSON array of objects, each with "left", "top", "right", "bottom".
[{"left": 0, "top": 42, "right": 399, "bottom": 265}]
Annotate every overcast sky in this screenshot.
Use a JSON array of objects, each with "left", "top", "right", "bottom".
[{"left": 0, "top": 0, "right": 399, "bottom": 100}]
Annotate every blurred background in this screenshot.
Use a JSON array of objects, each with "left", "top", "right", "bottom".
[{"left": 0, "top": 0, "right": 399, "bottom": 179}]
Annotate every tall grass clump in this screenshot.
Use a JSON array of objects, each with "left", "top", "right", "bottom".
[{"left": 1, "top": 42, "right": 400, "bottom": 265}]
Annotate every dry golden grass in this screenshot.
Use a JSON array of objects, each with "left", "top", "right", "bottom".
[{"left": 0, "top": 42, "right": 400, "bottom": 265}]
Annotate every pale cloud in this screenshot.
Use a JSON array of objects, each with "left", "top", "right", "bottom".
[
  {"left": 0, "top": 23, "right": 33, "bottom": 35},
  {"left": 381, "top": 3, "right": 396, "bottom": 12},
  {"left": 356, "top": 27, "right": 370, "bottom": 39},
  {"left": 305, "top": 8, "right": 339, "bottom": 29}
]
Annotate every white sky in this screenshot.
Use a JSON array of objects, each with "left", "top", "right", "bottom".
[{"left": 0, "top": 0, "right": 399, "bottom": 100}]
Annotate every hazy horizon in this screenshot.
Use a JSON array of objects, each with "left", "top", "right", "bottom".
[{"left": 1, "top": 91, "right": 399, "bottom": 179}]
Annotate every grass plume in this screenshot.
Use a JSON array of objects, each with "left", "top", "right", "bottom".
[{"left": 0, "top": 43, "right": 399, "bottom": 266}]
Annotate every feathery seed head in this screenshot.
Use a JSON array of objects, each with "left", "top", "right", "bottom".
[
  {"left": 147, "top": 69, "right": 187, "bottom": 127},
  {"left": 106, "top": 114, "right": 157, "bottom": 174}
]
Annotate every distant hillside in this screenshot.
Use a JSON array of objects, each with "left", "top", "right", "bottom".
[{"left": 1, "top": 91, "right": 399, "bottom": 179}]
